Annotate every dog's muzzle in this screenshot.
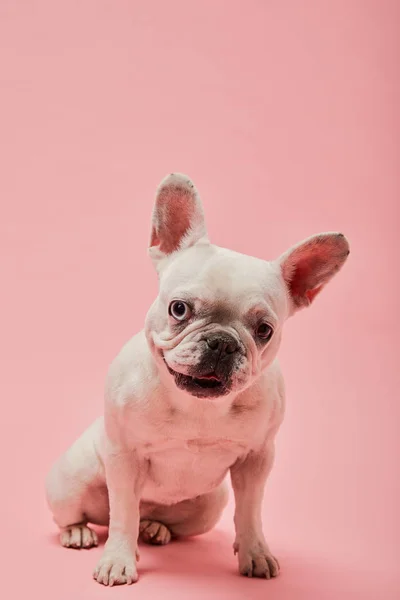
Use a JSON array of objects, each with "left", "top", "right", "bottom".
[{"left": 165, "top": 331, "right": 240, "bottom": 398}]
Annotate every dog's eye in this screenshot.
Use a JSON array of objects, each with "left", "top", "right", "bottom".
[
  {"left": 169, "top": 300, "right": 191, "bottom": 321},
  {"left": 256, "top": 323, "right": 273, "bottom": 341}
]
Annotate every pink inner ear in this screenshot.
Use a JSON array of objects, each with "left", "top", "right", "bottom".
[
  {"left": 282, "top": 233, "right": 349, "bottom": 308},
  {"left": 151, "top": 196, "right": 193, "bottom": 255},
  {"left": 287, "top": 256, "right": 324, "bottom": 301}
]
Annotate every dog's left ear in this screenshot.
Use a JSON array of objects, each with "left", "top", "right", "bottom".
[
  {"left": 149, "top": 173, "right": 208, "bottom": 266},
  {"left": 279, "top": 232, "right": 350, "bottom": 312}
]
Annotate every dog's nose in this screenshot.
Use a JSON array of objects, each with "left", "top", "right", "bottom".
[{"left": 206, "top": 332, "right": 239, "bottom": 356}]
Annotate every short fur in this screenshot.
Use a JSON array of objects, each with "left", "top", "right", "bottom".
[{"left": 46, "top": 173, "right": 350, "bottom": 585}]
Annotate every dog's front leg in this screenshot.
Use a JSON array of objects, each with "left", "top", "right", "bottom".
[
  {"left": 230, "top": 443, "right": 280, "bottom": 579},
  {"left": 93, "top": 445, "right": 146, "bottom": 586}
]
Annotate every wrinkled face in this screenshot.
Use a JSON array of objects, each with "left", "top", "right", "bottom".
[
  {"left": 146, "top": 245, "right": 289, "bottom": 398},
  {"left": 145, "top": 173, "right": 349, "bottom": 400}
]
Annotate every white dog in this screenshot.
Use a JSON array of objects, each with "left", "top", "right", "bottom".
[{"left": 46, "top": 173, "right": 349, "bottom": 586}]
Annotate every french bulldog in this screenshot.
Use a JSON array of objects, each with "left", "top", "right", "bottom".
[{"left": 45, "top": 173, "right": 350, "bottom": 586}]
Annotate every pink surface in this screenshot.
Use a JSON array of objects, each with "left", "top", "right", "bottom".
[{"left": 1, "top": 1, "right": 399, "bottom": 598}]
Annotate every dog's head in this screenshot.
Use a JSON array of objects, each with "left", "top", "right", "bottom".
[{"left": 145, "top": 174, "right": 349, "bottom": 399}]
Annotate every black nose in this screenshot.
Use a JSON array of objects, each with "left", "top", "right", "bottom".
[{"left": 206, "top": 332, "right": 239, "bottom": 356}]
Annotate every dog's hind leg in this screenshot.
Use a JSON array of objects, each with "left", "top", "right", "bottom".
[{"left": 45, "top": 420, "right": 109, "bottom": 549}]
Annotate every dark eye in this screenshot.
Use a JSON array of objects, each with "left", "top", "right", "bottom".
[
  {"left": 169, "top": 300, "right": 191, "bottom": 321},
  {"left": 256, "top": 322, "right": 273, "bottom": 341}
]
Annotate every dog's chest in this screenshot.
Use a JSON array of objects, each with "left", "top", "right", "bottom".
[
  {"left": 131, "top": 399, "right": 269, "bottom": 505},
  {"left": 140, "top": 432, "right": 248, "bottom": 504}
]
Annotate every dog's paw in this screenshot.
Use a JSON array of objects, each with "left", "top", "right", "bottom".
[
  {"left": 139, "top": 520, "right": 171, "bottom": 545},
  {"left": 234, "top": 538, "right": 280, "bottom": 579},
  {"left": 60, "top": 524, "right": 98, "bottom": 549},
  {"left": 93, "top": 549, "right": 138, "bottom": 586}
]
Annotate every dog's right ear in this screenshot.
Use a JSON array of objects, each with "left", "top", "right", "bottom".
[{"left": 149, "top": 173, "right": 209, "bottom": 267}]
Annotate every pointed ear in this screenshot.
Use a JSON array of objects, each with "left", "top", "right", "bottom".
[
  {"left": 149, "top": 173, "right": 209, "bottom": 265},
  {"left": 279, "top": 232, "right": 350, "bottom": 312}
]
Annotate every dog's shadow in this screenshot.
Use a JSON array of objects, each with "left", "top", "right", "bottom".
[
  {"left": 139, "top": 528, "right": 237, "bottom": 576},
  {"left": 47, "top": 527, "right": 378, "bottom": 599}
]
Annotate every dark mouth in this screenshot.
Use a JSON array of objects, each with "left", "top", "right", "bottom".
[
  {"left": 190, "top": 374, "right": 223, "bottom": 389},
  {"left": 164, "top": 362, "right": 229, "bottom": 398}
]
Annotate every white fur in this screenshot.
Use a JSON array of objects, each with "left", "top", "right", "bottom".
[{"left": 46, "top": 173, "right": 349, "bottom": 585}]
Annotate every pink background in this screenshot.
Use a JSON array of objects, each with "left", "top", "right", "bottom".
[{"left": 1, "top": 1, "right": 399, "bottom": 598}]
